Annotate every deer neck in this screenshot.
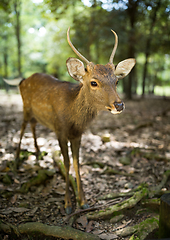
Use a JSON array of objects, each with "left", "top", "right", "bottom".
[{"left": 71, "top": 84, "right": 97, "bottom": 128}]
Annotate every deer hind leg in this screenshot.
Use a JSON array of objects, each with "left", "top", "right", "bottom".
[
  {"left": 58, "top": 138, "right": 72, "bottom": 214},
  {"left": 15, "top": 109, "right": 30, "bottom": 166},
  {"left": 30, "top": 118, "right": 40, "bottom": 159},
  {"left": 71, "top": 137, "right": 89, "bottom": 209},
  {"left": 15, "top": 120, "right": 28, "bottom": 161}
]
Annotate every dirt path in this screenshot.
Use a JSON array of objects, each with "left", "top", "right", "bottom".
[{"left": 0, "top": 91, "right": 170, "bottom": 239}]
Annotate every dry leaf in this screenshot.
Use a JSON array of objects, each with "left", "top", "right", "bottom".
[
  {"left": 85, "top": 220, "right": 94, "bottom": 232},
  {"left": 76, "top": 215, "right": 88, "bottom": 228},
  {"left": 10, "top": 194, "right": 18, "bottom": 204},
  {"left": 55, "top": 186, "right": 65, "bottom": 195},
  {"left": 99, "top": 233, "right": 118, "bottom": 240}
]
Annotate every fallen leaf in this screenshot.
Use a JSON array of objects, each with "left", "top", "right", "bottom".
[
  {"left": 86, "top": 220, "right": 94, "bottom": 232},
  {"left": 28, "top": 207, "right": 39, "bottom": 216},
  {"left": 99, "top": 233, "right": 118, "bottom": 240},
  {"left": 14, "top": 178, "right": 20, "bottom": 184},
  {"left": 10, "top": 194, "right": 18, "bottom": 204},
  {"left": 0, "top": 208, "right": 13, "bottom": 214},
  {"left": 0, "top": 207, "right": 29, "bottom": 214},
  {"left": 59, "top": 205, "right": 66, "bottom": 215},
  {"left": 55, "top": 186, "right": 65, "bottom": 195},
  {"left": 12, "top": 207, "right": 29, "bottom": 213},
  {"left": 76, "top": 215, "right": 88, "bottom": 228},
  {"left": 92, "top": 229, "right": 104, "bottom": 235}
]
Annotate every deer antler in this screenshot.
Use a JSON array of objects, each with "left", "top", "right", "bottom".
[
  {"left": 109, "top": 30, "right": 118, "bottom": 64},
  {"left": 67, "top": 27, "right": 90, "bottom": 65}
]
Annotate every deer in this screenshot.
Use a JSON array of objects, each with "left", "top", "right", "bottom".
[{"left": 4, "top": 27, "right": 136, "bottom": 214}]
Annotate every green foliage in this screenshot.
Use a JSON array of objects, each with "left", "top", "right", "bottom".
[
  {"left": 0, "top": 0, "right": 11, "bottom": 12},
  {"left": 0, "top": 0, "right": 170, "bottom": 96}
]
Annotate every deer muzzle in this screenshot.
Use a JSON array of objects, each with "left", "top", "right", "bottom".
[
  {"left": 106, "top": 101, "right": 125, "bottom": 115},
  {"left": 114, "top": 101, "right": 124, "bottom": 112}
]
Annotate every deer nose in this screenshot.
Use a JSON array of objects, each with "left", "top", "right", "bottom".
[{"left": 114, "top": 102, "right": 124, "bottom": 111}]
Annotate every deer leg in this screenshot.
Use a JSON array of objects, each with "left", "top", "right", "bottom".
[
  {"left": 58, "top": 138, "right": 72, "bottom": 214},
  {"left": 16, "top": 120, "right": 28, "bottom": 160},
  {"left": 30, "top": 118, "right": 40, "bottom": 159},
  {"left": 71, "top": 137, "right": 89, "bottom": 209},
  {"left": 15, "top": 109, "right": 32, "bottom": 167},
  {"left": 15, "top": 120, "right": 28, "bottom": 168}
]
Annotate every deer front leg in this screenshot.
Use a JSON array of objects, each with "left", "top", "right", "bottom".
[
  {"left": 71, "top": 137, "right": 89, "bottom": 209},
  {"left": 58, "top": 138, "right": 72, "bottom": 214},
  {"left": 30, "top": 118, "right": 40, "bottom": 160}
]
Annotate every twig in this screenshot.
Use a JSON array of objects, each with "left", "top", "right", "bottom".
[
  {"left": 103, "top": 167, "right": 136, "bottom": 178},
  {"left": 86, "top": 186, "right": 149, "bottom": 220},
  {"left": 64, "top": 198, "right": 121, "bottom": 222}
]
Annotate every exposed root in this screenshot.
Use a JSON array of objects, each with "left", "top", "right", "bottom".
[
  {"left": 0, "top": 220, "right": 100, "bottom": 240},
  {"left": 86, "top": 170, "right": 170, "bottom": 239},
  {"left": 97, "top": 184, "right": 146, "bottom": 201},
  {"left": 87, "top": 185, "right": 149, "bottom": 220},
  {"left": 116, "top": 216, "right": 159, "bottom": 240}
]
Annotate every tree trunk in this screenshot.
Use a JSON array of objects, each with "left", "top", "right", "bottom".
[
  {"left": 14, "top": 0, "right": 22, "bottom": 77},
  {"left": 87, "top": 0, "right": 97, "bottom": 61},
  {"left": 126, "top": 0, "right": 138, "bottom": 99},
  {"left": 159, "top": 193, "right": 170, "bottom": 238},
  {"left": 3, "top": 34, "right": 9, "bottom": 92},
  {"left": 142, "top": 45, "right": 150, "bottom": 97},
  {"left": 3, "top": 36, "right": 8, "bottom": 78},
  {"left": 141, "top": 0, "right": 161, "bottom": 98}
]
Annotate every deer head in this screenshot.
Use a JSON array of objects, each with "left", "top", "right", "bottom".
[{"left": 66, "top": 27, "right": 136, "bottom": 114}]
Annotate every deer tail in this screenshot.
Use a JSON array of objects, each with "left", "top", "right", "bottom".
[{"left": 3, "top": 77, "right": 23, "bottom": 86}]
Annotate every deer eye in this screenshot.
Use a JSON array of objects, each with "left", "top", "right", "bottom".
[
  {"left": 116, "top": 80, "right": 119, "bottom": 85},
  {"left": 91, "top": 81, "right": 98, "bottom": 87}
]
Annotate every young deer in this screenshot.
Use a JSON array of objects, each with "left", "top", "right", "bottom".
[{"left": 4, "top": 28, "right": 135, "bottom": 214}]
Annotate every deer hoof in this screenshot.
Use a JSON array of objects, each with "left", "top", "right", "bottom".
[
  {"left": 81, "top": 203, "right": 90, "bottom": 209},
  {"left": 65, "top": 206, "right": 72, "bottom": 215}
]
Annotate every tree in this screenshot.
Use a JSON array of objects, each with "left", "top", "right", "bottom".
[
  {"left": 0, "top": 0, "right": 169, "bottom": 96},
  {"left": 13, "top": 0, "right": 22, "bottom": 77},
  {"left": 0, "top": 0, "right": 22, "bottom": 78},
  {"left": 0, "top": 2, "right": 10, "bottom": 80},
  {"left": 141, "top": 0, "right": 161, "bottom": 97},
  {"left": 125, "top": 0, "right": 140, "bottom": 99}
]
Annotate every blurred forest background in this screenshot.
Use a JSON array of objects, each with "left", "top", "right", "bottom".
[{"left": 0, "top": 0, "right": 170, "bottom": 99}]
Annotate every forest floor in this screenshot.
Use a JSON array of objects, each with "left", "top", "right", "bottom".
[{"left": 0, "top": 91, "right": 170, "bottom": 240}]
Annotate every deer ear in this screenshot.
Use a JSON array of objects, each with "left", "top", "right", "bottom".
[
  {"left": 66, "top": 57, "right": 86, "bottom": 82},
  {"left": 114, "top": 58, "right": 136, "bottom": 79}
]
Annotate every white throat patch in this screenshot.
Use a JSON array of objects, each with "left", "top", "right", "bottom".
[{"left": 111, "top": 109, "right": 122, "bottom": 115}]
